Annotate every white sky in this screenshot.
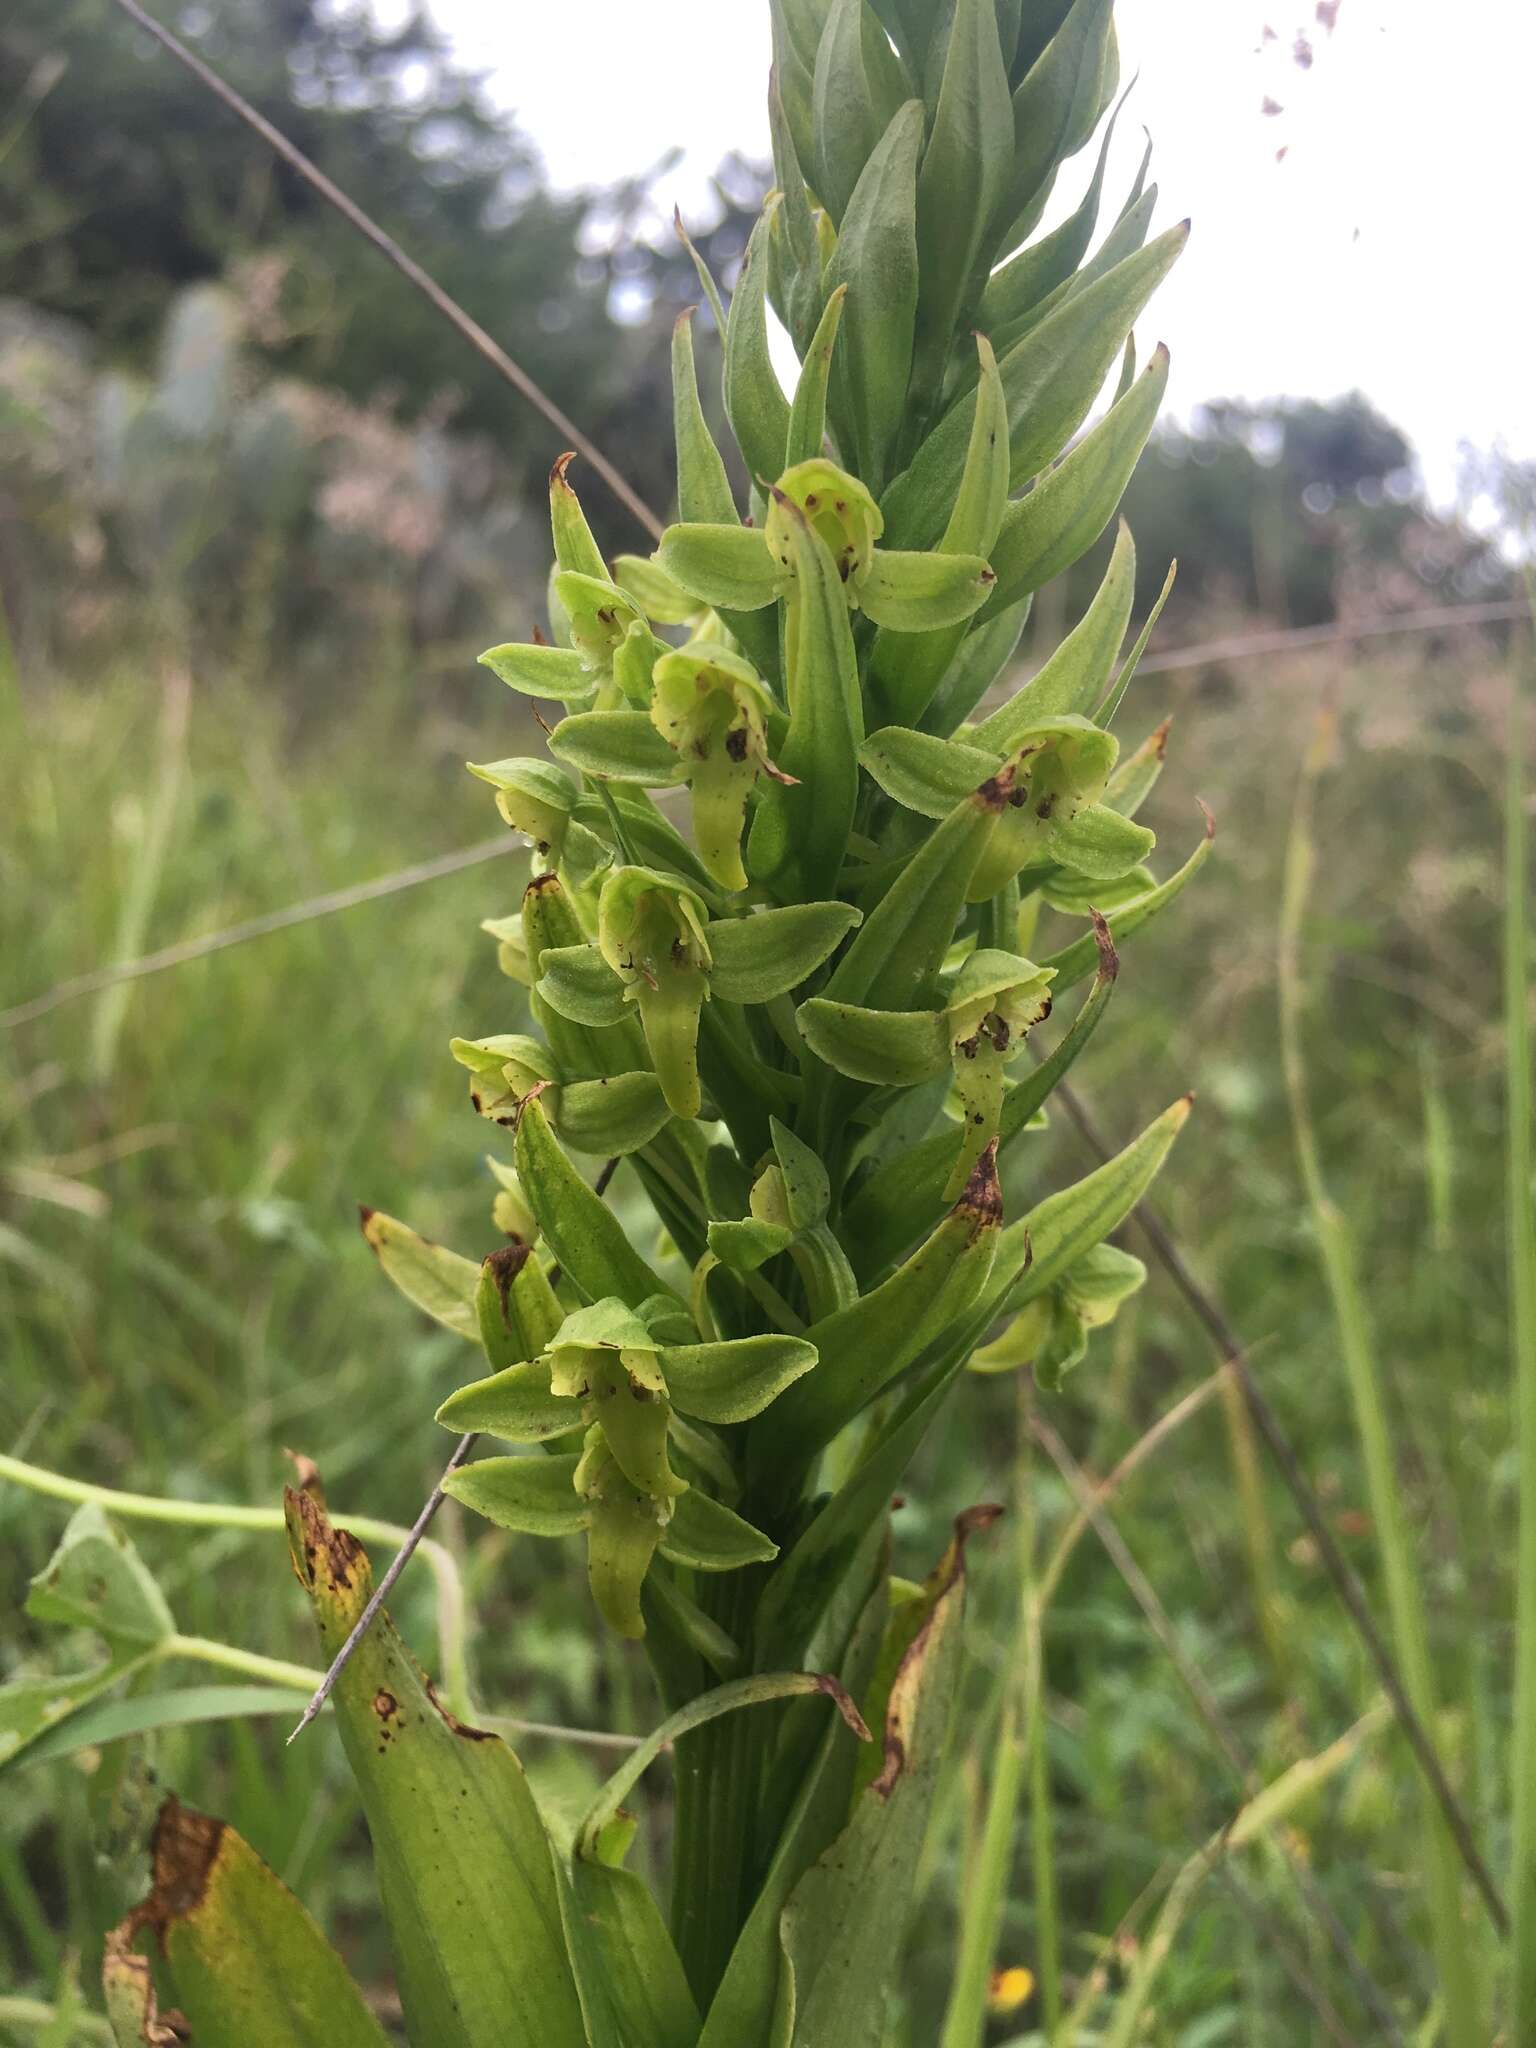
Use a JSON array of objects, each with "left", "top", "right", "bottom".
[{"left": 419, "top": 0, "right": 1534, "bottom": 508}]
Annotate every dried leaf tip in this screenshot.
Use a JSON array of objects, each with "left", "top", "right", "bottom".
[
  {"left": 1197, "top": 796, "right": 1217, "bottom": 840},
  {"left": 1089, "top": 909, "right": 1120, "bottom": 981},
  {"left": 550, "top": 450, "right": 578, "bottom": 490},
  {"left": 810, "top": 1672, "right": 875, "bottom": 1742}
]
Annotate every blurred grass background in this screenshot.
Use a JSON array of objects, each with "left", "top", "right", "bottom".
[{"left": 1, "top": 0, "right": 1532, "bottom": 2039}]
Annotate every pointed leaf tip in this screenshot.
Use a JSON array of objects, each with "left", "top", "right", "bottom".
[
  {"left": 1089, "top": 908, "right": 1120, "bottom": 981},
  {"left": 811, "top": 1672, "right": 874, "bottom": 1743},
  {"left": 956, "top": 1138, "right": 1004, "bottom": 1227}
]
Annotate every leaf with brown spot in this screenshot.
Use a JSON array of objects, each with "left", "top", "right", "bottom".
[
  {"left": 284, "top": 1486, "right": 588, "bottom": 2048},
  {"left": 103, "top": 1795, "right": 386, "bottom": 2047},
  {"left": 772, "top": 1510, "right": 1000, "bottom": 2046}
]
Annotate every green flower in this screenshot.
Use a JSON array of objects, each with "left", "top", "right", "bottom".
[
  {"left": 655, "top": 456, "right": 996, "bottom": 632},
  {"left": 438, "top": 1297, "right": 816, "bottom": 1635},
  {"left": 969, "top": 1243, "right": 1147, "bottom": 1391},
  {"left": 798, "top": 948, "right": 1056, "bottom": 1196}
]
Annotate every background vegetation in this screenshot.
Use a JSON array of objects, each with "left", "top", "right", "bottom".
[{"left": 1, "top": 2, "right": 1530, "bottom": 2040}]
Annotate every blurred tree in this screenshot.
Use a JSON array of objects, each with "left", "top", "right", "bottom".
[
  {"left": 1065, "top": 391, "right": 1511, "bottom": 634},
  {"left": 0, "top": 0, "right": 642, "bottom": 504}
]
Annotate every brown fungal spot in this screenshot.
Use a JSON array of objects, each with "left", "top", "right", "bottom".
[
  {"left": 373, "top": 1689, "right": 399, "bottom": 1721},
  {"left": 955, "top": 1140, "right": 1003, "bottom": 1230},
  {"left": 725, "top": 728, "right": 749, "bottom": 762}
]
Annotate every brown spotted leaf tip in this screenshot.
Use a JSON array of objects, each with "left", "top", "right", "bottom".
[
  {"left": 1089, "top": 908, "right": 1120, "bottom": 982},
  {"left": 102, "top": 1914, "right": 190, "bottom": 2044},
  {"left": 872, "top": 1504, "right": 1003, "bottom": 1798},
  {"left": 810, "top": 1671, "right": 875, "bottom": 1744},
  {"left": 483, "top": 1241, "right": 533, "bottom": 1324},
  {"left": 954, "top": 1138, "right": 1003, "bottom": 1234}
]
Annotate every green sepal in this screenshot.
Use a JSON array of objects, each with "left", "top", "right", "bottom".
[
  {"left": 437, "top": 1363, "right": 581, "bottom": 1444},
  {"left": 859, "top": 726, "right": 996, "bottom": 818},
  {"left": 1042, "top": 863, "right": 1156, "bottom": 915},
  {"left": 857, "top": 549, "right": 996, "bottom": 632},
  {"left": 580, "top": 1442, "right": 669, "bottom": 1639},
  {"left": 771, "top": 1115, "right": 832, "bottom": 1229},
  {"left": 823, "top": 98, "right": 924, "bottom": 488},
  {"left": 658, "top": 1333, "right": 818, "bottom": 1423},
  {"left": 550, "top": 711, "right": 687, "bottom": 787},
  {"left": 613, "top": 551, "right": 701, "bottom": 625},
  {"left": 708, "top": 1216, "right": 797, "bottom": 1274},
  {"left": 658, "top": 1490, "right": 780, "bottom": 1572},
  {"left": 724, "top": 211, "right": 792, "bottom": 489},
  {"left": 1048, "top": 800, "right": 1155, "bottom": 879},
  {"left": 360, "top": 1208, "right": 479, "bottom": 1341},
  {"left": 466, "top": 757, "right": 576, "bottom": 858},
  {"left": 796, "top": 999, "right": 950, "bottom": 1084},
  {"left": 552, "top": 571, "right": 647, "bottom": 676},
  {"left": 537, "top": 944, "right": 630, "bottom": 1028},
  {"left": 597, "top": 866, "right": 713, "bottom": 1119},
  {"left": 479, "top": 642, "right": 595, "bottom": 704},
  {"left": 706, "top": 901, "right": 863, "bottom": 1003},
  {"left": 554, "top": 1073, "right": 675, "bottom": 1157},
  {"left": 1097, "top": 557, "right": 1178, "bottom": 729},
  {"left": 1037, "top": 805, "right": 1214, "bottom": 992},
  {"left": 443, "top": 1453, "right": 587, "bottom": 1536},
  {"left": 983, "top": 343, "right": 1170, "bottom": 612},
  {"left": 657, "top": 522, "right": 783, "bottom": 613},
  {"left": 919, "top": 597, "right": 1032, "bottom": 738}
]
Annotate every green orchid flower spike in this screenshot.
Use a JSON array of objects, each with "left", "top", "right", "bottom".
[
  {"left": 436, "top": 1297, "right": 816, "bottom": 1636},
  {"left": 968, "top": 1241, "right": 1147, "bottom": 1391},
  {"left": 798, "top": 947, "right": 1056, "bottom": 1197},
  {"left": 657, "top": 455, "right": 998, "bottom": 634}
]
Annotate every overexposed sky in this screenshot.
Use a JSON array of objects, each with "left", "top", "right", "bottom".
[{"left": 419, "top": 0, "right": 1533, "bottom": 508}]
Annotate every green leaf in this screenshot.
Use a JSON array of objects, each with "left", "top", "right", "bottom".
[
  {"left": 747, "top": 499, "right": 863, "bottom": 902},
  {"left": 826, "top": 778, "right": 1007, "bottom": 1012},
  {"left": 777, "top": 1512, "right": 995, "bottom": 2047},
  {"left": 436, "top": 1362, "right": 581, "bottom": 1443},
  {"left": 658, "top": 1491, "right": 781, "bottom": 1572},
  {"left": 537, "top": 944, "right": 630, "bottom": 1028},
  {"left": 516, "top": 1096, "right": 682, "bottom": 1309},
  {"left": 550, "top": 711, "right": 686, "bottom": 786},
  {"left": 912, "top": 0, "right": 1012, "bottom": 389},
  {"left": 787, "top": 284, "right": 848, "bottom": 468},
  {"left": 979, "top": 78, "right": 1124, "bottom": 333},
  {"left": 26, "top": 1502, "right": 174, "bottom": 1649},
  {"left": 657, "top": 522, "right": 782, "bottom": 612},
  {"left": 883, "top": 227, "right": 1187, "bottom": 547},
  {"left": 479, "top": 642, "right": 597, "bottom": 703},
  {"left": 1, "top": 1657, "right": 147, "bottom": 1775},
  {"left": 724, "top": 212, "right": 792, "bottom": 487},
  {"left": 465, "top": 756, "right": 576, "bottom": 854},
  {"left": 796, "top": 999, "right": 950, "bottom": 1084},
  {"left": 550, "top": 453, "right": 610, "bottom": 581},
  {"left": 286, "top": 1489, "right": 589, "bottom": 2045},
  {"left": 755, "top": 1157, "right": 1003, "bottom": 1464},
  {"left": 16, "top": 1684, "right": 304, "bottom": 1775},
  {"left": 984, "top": 343, "right": 1170, "bottom": 612},
  {"left": 1097, "top": 556, "right": 1178, "bottom": 728},
  {"left": 706, "top": 902, "right": 863, "bottom": 1003},
  {"left": 565, "top": 1856, "right": 702, "bottom": 2048},
  {"left": 107, "top": 1798, "right": 390, "bottom": 2048},
  {"left": 361, "top": 1208, "right": 480, "bottom": 1340},
  {"left": 659, "top": 1333, "right": 818, "bottom": 1423},
  {"left": 973, "top": 518, "right": 1136, "bottom": 744},
  {"left": 444, "top": 1453, "right": 588, "bottom": 1535},
  {"left": 813, "top": 0, "right": 891, "bottom": 225},
  {"left": 858, "top": 549, "right": 996, "bottom": 631},
  {"left": 999, "top": 0, "right": 1116, "bottom": 247},
  {"left": 1008, "top": 1093, "right": 1191, "bottom": 1310},
  {"left": 824, "top": 99, "right": 924, "bottom": 488},
  {"left": 771, "top": 1116, "right": 832, "bottom": 1230},
  {"left": 672, "top": 309, "right": 739, "bottom": 527},
  {"left": 1037, "top": 804, "right": 1214, "bottom": 992}
]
